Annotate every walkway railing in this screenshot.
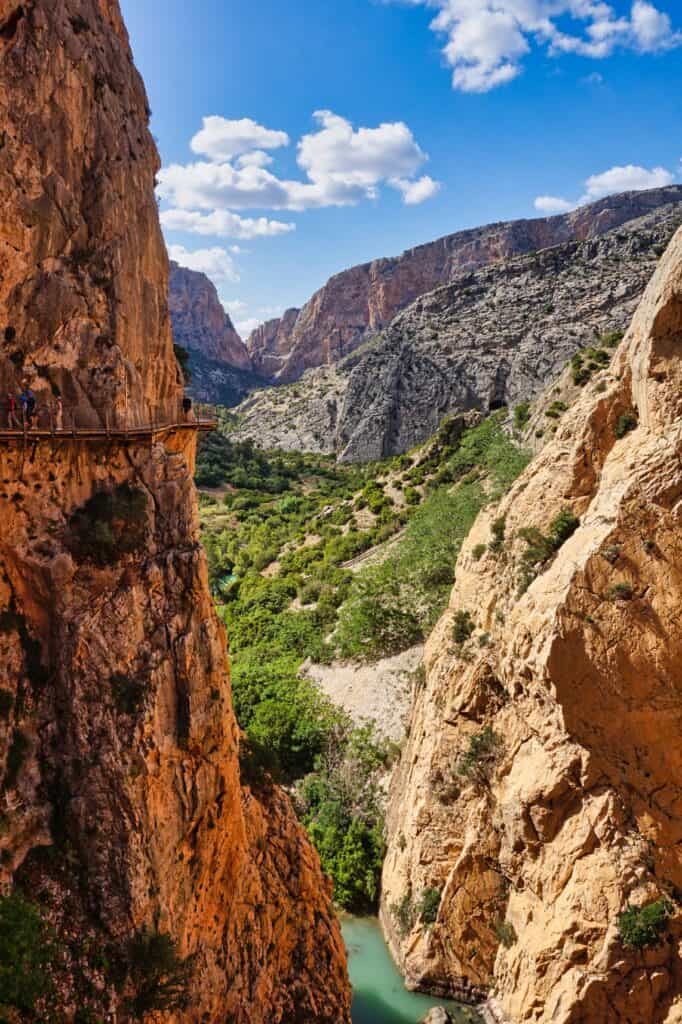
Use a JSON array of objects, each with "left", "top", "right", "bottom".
[
  {"left": 0, "top": 401, "right": 216, "bottom": 439},
  {"left": 0, "top": 403, "right": 215, "bottom": 444}
]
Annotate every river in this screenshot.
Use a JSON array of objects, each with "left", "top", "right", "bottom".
[{"left": 342, "top": 916, "right": 482, "bottom": 1024}]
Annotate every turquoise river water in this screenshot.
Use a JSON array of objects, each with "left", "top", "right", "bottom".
[{"left": 342, "top": 917, "right": 482, "bottom": 1024}]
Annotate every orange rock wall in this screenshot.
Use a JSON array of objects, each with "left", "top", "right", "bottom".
[
  {"left": 0, "top": 3, "right": 350, "bottom": 1021},
  {"left": 381, "top": 227, "right": 682, "bottom": 1023}
]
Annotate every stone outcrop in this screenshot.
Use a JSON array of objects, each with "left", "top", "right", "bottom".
[
  {"left": 247, "top": 185, "right": 682, "bottom": 383},
  {"left": 169, "top": 261, "right": 252, "bottom": 371},
  {"left": 232, "top": 204, "right": 682, "bottom": 460},
  {"left": 248, "top": 307, "right": 301, "bottom": 379},
  {"left": 0, "top": 3, "right": 350, "bottom": 1022},
  {"left": 380, "top": 226, "right": 682, "bottom": 1023}
]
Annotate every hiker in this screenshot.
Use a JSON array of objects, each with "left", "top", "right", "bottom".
[
  {"left": 20, "top": 386, "right": 36, "bottom": 428},
  {"left": 54, "top": 394, "right": 63, "bottom": 430},
  {"left": 5, "top": 392, "right": 17, "bottom": 428},
  {"left": 182, "top": 396, "right": 193, "bottom": 422}
]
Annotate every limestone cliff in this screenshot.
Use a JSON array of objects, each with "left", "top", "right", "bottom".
[
  {"left": 0, "top": 3, "right": 350, "bottom": 1022},
  {"left": 247, "top": 185, "right": 682, "bottom": 383},
  {"left": 380, "top": 226, "right": 682, "bottom": 1023},
  {"left": 232, "top": 204, "right": 682, "bottom": 460},
  {"left": 169, "top": 261, "right": 252, "bottom": 371}
]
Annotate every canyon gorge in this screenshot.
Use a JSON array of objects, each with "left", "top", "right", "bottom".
[{"left": 2, "top": 0, "right": 682, "bottom": 1023}]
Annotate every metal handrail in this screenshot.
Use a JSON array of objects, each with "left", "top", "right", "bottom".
[{"left": 0, "top": 417, "right": 215, "bottom": 436}]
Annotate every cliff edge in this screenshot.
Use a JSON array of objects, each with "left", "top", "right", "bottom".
[
  {"left": 381, "top": 226, "right": 682, "bottom": 1023},
  {"left": 0, "top": 3, "right": 350, "bottom": 1021}
]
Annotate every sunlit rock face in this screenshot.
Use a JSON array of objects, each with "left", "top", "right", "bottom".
[
  {"left": 0, "top": 3, "right": 351, "bottom": 1021},
  {"left": 169, "top": 261, "right": 253, "bottom": 371},
  {"left": 232, "top": 203, "right": 682, "bottom": 461},
  {"left": 247, "top": 185, "right": 682, "bottom": 383},
  {"left": 381, "top": 227, "right": 682, "bottom": 1023}
]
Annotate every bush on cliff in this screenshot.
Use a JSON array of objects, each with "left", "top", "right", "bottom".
[
  {"left": 66, "top": 485, "right": 148, "bottom": 565},
  {"left": 0, "top": 893, "right": 55, "bottom": 1017},
  {"left": 125, "top": 928, "right": 192, "bottom": 1015},
  {"left": 618, "top": 899, "right": 672, "bottom": 950}
]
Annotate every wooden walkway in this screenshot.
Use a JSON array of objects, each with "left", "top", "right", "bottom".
[{"left": 0, "top": 419, "right": 216, "bottom": 445}]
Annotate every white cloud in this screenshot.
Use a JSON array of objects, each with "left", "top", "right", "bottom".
[
  {"left": 235, "top": 317, "right": 264, "bottom": 338},
  {"left": 297, "top": 110, "right": 429, "bottom": 196},
  {"left": 391, "top": 174, "right": 442, "bottom": 204},
  {"left": 191, "top": 116, "right": 289, "bottom": 161},
  {"left": 167, "top": 244, "right": 240, "bottom": 283},
  {"left": 161, "top": 207, "right": 295, "bottom": 239},
  {"left": 237, "top": 150, "right": 275, "bottom": 168},
  {"left": 582, "top": 162, "right": 674, "bottom": 200},
  {"left": 397, "top": 1, "right": 681, "bottom": 93},
  {"left": 580, "top": 70, "right": 604, "bottom": 84},
  {"left": 223, "top": 299, "right": 248, "bottom": 316},
  {"left": 534, "top": 194, "right": 574, "bottom": 213},
  {"left": 157, "top": 110, "right": 440, "bottom": 214},
  {"left": 631, "top": 0, "right": 681, "bottom": 51},
  {"left": 533, "top": 161, "right": 677, "bottom": 213}
]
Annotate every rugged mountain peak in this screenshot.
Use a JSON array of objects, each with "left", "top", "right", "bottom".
[
  {"left": 169, "top": 261, "right": 253, "bottom": 371},
  {"left": 247, "top": 185, "right": 682, "bottom": 384},
  {"left": 231, "top": 204, "right": 682, "bottom": 460},
  {"left": 381, "top": 227, "right": 682, "bottom": 1022},
  {"left": 0, "top": 3, "right": 350, "bottom": 1021},
  {"left": 247, "top": 306, "right": 301, "bottom": 379}
]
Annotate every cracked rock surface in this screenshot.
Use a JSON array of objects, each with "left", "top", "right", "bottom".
[
  {"left": 233, "top": 204, "right": 682, "bottom": 461},
  {"left": 380, "top": 226, "right": 682, "bottom": 1023},
  {"left": 0, "top": 3, "right": 350, "bottom": 1021}
]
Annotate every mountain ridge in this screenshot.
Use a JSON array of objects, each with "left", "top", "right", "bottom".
[
  {"left": 246, "top": 185, "right": 682, "bottom": 383},
  {"left": 231, "top": 201, "right": 682, "bottom": 460}
]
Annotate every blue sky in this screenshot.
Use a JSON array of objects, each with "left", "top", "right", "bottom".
[{"left": 120, "top": 0, "right": 682, "bottom": 338}]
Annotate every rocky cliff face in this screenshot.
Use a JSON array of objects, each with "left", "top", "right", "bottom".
[
  {"left": 232, "top": 204, "right": 682, "bottom": 460},
  {"left": 247, "top": 186, "right": 682, "bottom": 383},
  {"left": 248, "top": 306, "right": 301, "bottom": 379},
  {"left": 380, "top": 226, "right": 682, "bottom": 1023},
  {"left": 169, "top": 261, "right": 252, "bottom": 371},
  {"left": 0, "top": 3, "right": 350, "bottom": 1022}
]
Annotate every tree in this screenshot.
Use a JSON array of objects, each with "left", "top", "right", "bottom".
[{"left": 0, "top": 894, "right": 54, "bottom": 1017}]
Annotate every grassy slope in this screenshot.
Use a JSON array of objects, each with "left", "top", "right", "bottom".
[{"left": 197, "top": 413, "right": 530, "bottom": 909}]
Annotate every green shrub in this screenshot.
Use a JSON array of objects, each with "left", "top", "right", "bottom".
[
  {"left": 615, "top": 411, "right": 638, "bottom": 439},
  {"left": 517, "top": 508, "right": 579, "bottom": 594},
  {"left": 546, "top": 400, "right": 568, "bottom": 420},
  {"left": 606, "top": 582, "right": 634, "bottom": 601},
  {"left": 238, "top": 734, "right": 279, "bottom": 786},
  {"left": 298, "top": 579, "right": 323, "bottom": 605},
  {"left": 0, "top": 893, "right": 55, "bottom": 1015},
  {"left": 618, "top": 900, "right": 672, "bottom": 950},
  {"left": 571, "top": 353, "right": 591, "bottom": 386},
  {"left": 513, "top": 401, "right": 531, "bottom": 431},
  {"left": 549, "top": 508, "right": 580, "bottom": 547},
  {"left": 452, "top": 610, "right": 475, "bottom": 646},
  {"left": 600, "top": 329, "right": 624, "bottom": 348},
  {"left": 419, "top": 887, "right": 442, "bottom": 925},
  {"left": 472, "top": 543, "right": 487, "bottom": 561},
  {"left": 66, "top": 485, "right": 148, "bottom": 565},
  {"left": 489, "top": 516, "right": 506, "bottom": 554},
  {"left": 457, "top": 726, "right": 500, "bottom": 783},
  {"left": 298, "top": 724, "right": 390, "bottom": 911},
  {"left": 391, "top": 893, "right": 415, "bottom": 937},
  {"left": 404, "top": 486, "right": 421, "bottom": 506},
  {"left": 126, "top": 928, "right": 192, "bottom": 1015},
  {"left": 495, "top": 920, "right": 518, "bottom": 948}
]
